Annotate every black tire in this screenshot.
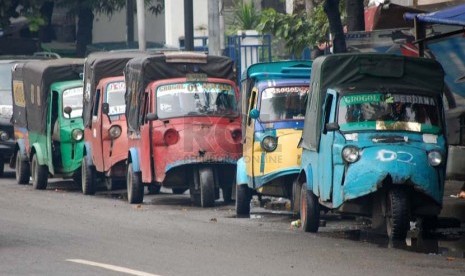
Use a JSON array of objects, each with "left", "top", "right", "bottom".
[
  {"left": 0, "top": 161, "right": 4, "bottom": 177},
  {"left": 300, "top": 184, "right": 320, "bottom": 233},
  {"left": 127, "top": 163, "right": 144, "bottom": 204},
  {"left": 199, "top": 166, "right": 215, "bottom": 207},
  {"left": 81, "top": 158, "right": 95, "bottom": 195},
  {"left": 172, "top": 188, "right": 187, "bottom": 194},
  {"left": 15, "top": 152, "right": 30, "bottom": 185},
  {"left": 222, "top": 183, "right": 233, "bottom": 204},
  {"left": 147, "top": 184, "right": 161, "bottom": 194},
  {"left": 236, "top": 184, "right": 251, "bottom": 216},
  {"left": 31, "top": 154, "right": 48, "bottom": 190},
  {"left": 386, "top": 188, "right": 410, "bottom": 240}
]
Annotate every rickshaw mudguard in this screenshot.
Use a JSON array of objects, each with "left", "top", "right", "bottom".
[
  {"left": 15, "top": 139, "right": 28, "bottom": 160},
  {"left": 253, "top": 167, "right": 300, "bottom": 189},
  {"left": 128, "top": 147, "right": 141, "bottom": 172},
  {"left": 83, "top": 142, "right": 94, "bottom": 166},
  {"left": 31, "top": 142, "right": 47, "bottom": 166},
  {"left": 236, "top": 157, "right": 250, "bottom": 187},
  {"left": 336, "top": 145, "right": 444, "bottom": 207}
]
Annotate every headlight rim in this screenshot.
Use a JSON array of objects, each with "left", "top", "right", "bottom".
[
  {"left": 71, "top": 128, "right": 84, "bottom": 141},
  {"left": 427, "top": 150, "right": 442, "bottom": 167},
  {"left": 108, "top": 125, "right": 122, "bottom": 139},
  {"left": 0, "top": 131, "right": 9, "bottom": 141},
  {"left": 261, "top": 135, "right": 278, "bottom": 152},
  {"left": 342, "top": 145, "right": 360, "bottom": 163}
]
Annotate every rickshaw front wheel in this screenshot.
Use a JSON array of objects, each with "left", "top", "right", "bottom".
[
  {"left": 15, "top": 151, "right": 30, "bottom": 185},
  {"left": 81, "top": 158, "right": 96, "bottom": 195},
  {"left": 385, "top": 187, "right": 410, "bottom": 240},
  {"left": 31, "top": 154, "right": 48, "bottom": 190},
  {"left": 300, "top": 184, "right": 319, "bottom": 233},
  {"left": 127, "top": 163, "right": 144, "bottom": 204},
  {"left": 236, "top": 184, "right": 251, "bottom": 217}
]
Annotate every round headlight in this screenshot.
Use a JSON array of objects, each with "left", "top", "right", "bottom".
[
  {"left": 0, "top": 131, "right": 9, "bottom": 141},
  {"left": 72, "top": 129, "right": 84, "bottom": 141},
  {"left": 109, "top": 125, "right": 122, "bottom": 139},
  {"left": 428, "top": 150, "right": 442, "bottom": 167},
  {"left": 261, "top": 136, "right": 278, "bottom": 152},
  {"left": 342, "top": 146, "right": 360, "bottom": 163}
]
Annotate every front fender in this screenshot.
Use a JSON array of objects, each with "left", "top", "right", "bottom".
[
  {"left": 236, "top": 157, "right": 250, "bottom": 187},
  {"left": 128, "top": 147, "right": 141, "bottom": 172},
  {"left": 83, "top": 142, "right": 93, "bottom": 166},
  {"left": 303, "top": 164, "right": 314, "bottom": 193},
  {"left": 15, "top": 139, "right": 28, "bottom": 160},
  {"left": 31, "top": 143, "right": 46, "bottom": 166}
]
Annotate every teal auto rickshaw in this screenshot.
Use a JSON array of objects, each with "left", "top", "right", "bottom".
[{"left": 296, "top": 54, "right": 447, "bottom": 239}]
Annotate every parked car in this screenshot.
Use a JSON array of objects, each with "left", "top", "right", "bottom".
[
  {"left": 235, "top": 60, "right": 312, "bottom": 216},
  {"left": 124, "top": 52, "right": 242, "bottom": 206},
  {"left": 11, "top": 58, "right": 84, "bottom": 189},
  {"left": 296, "top": 53, "right": 447, "bottom": 239},
  {"left": 81, "top": 51, "right": 147, "bottom": 194}
]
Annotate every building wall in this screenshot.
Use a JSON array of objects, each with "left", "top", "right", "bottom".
[
  {"left": 165, "top": 0, "right": 209, "bottom": 47},
  {"left": 92, "top": 7, "right": 165, "bottom": 44}
]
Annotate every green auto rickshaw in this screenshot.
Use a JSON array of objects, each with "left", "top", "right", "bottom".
[{"left": 11, "top": 58, "right": 85, "bottom": 189}]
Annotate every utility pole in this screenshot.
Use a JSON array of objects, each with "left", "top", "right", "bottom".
[
  {"left": 136, "top": 0, "right": 146, "bottom": 50},
  {"left": 208, "top": 0, "right": 220, "bottom": 55},
  {"left": 126, "top": 0, "right": 134, "bottom": 47},
  {"left": 184, "top": 0, "right": 194, "bottom": 51}
]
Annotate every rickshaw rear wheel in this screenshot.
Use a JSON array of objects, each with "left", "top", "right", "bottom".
[
  {"left": 127, "top": 163, "right": 144, "bottom": 204},
  {"left": 199, "top": 166, "right": 215, "bottom": 207},
  {"left": 0, "top": 161, "right": 4, "bottom": 176},
  {"left": 81, "top": 158, "right": 95, "bottom": 195},
  {"left": 386, "top": 188, "right": 410, "bottom": 240},
  {"left": 31, "top": 154, "right": 48, "bottom": 190},
  {"left": 300, "top": 184, "right": 319, "bottom": 233},
  {"left": 15, "top": 151, "right": 30, "bottom": 185},
  {"left": 236, "top": 184, "right": 251, "bottom": 217}
]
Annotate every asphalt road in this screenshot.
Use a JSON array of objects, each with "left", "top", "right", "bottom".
[{"left": 1, "top": 168, "right": 464, "bottom": 276}]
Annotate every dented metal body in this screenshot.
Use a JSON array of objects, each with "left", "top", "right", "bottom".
[{"left": 298, "top": 54, "right": 447, "bottom": 218}]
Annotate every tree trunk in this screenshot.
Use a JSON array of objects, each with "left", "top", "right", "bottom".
[
  {"left": 76, "top": 5, "right": 94, "bottom": 57},
  {"left": 305, "top": 0, "right": 314, "bottom": 14},
  {"left": 39, "top": 1, "right": 55, "bottom": 43},
  {"left": 345, "top": 0, "right": 365, "bottom": 31},
  {"left": 324, "top": 0, "right": 347, "bottom": 53}
]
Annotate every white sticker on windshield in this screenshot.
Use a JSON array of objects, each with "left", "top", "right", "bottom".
[{"left": 422, "top": 134, "right": 438, "bottom": 144}]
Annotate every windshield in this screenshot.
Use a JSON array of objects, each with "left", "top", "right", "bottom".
[
  {"left": 0, "top": 64, "right": 13, "bottom": 105},
  {"left": 338, "top": 93, "right": 441, "bottom": 134},
  {"left": 156, "top": 82, "right": 237, "bottom": 119},
  {"left": 62, "top": 87, "right": 83, "bottom": 118},
  {"left": 259, "top": 86, "right": 308, "bottom": 122},
  {"left": 105, "top": 81, "right": 126, "bottom": 115}
]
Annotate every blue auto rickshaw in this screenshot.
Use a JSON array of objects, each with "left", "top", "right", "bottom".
[{"left": 296, "top": 53, "right": 447, "bottom": 239}]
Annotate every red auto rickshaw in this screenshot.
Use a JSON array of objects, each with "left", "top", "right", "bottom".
[
  {"left": 124, "top": 52, "right": 241, "bottom": 206},
  {"left": 81, "top": 51, "right": 147, "bottom": 194}
]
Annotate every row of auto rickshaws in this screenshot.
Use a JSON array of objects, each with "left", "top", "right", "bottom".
[{"left": 7, "top": 51, "right": 448, "bottom": 240}]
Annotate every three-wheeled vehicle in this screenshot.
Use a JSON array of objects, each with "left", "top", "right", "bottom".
[
  {"left": 235, "top": 60, "right": 312, "bottom": 216},
  {"left": 81, "top": 51, "right": 147, "bottom": 194},
  {"left": 296, "top": 53, "right": 447, "bottom": 239},
  {"left": 124, "top": 52, "right": 242, "bottom": 206},
  {"left": 11, "top": 58, "right": 84, "bottom": 189}
]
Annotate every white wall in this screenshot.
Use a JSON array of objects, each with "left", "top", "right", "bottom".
[
  {"left": 165, "top": 0, "right": 209, "bottom": 47},
  {"left": 92, "top": 7, "right": 166, "bottom": 44}
]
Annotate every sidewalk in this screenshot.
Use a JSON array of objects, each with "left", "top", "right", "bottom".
[{"left": 440, "top": 180, "right": 465, "bottom": 222}]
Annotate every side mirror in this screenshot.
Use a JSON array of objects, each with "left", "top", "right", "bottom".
[
  {"left": 64, "top": 106, "right": 72, "bottom": 118},
  {"left": 102, "top": 103, "right": 109, "bottom": 115},
  {"left": 325, "top": 122, "right": 340, "bottom": 132},
  {"left": 146, "top": 113, "right": 158, "bottom": 121},
  {"left": 249, "top": 108, "right": 260, "bottom": 119}
]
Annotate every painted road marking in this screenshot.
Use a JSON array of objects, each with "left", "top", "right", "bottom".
[{"left": 66, "top": 259, "right": 162, "bottom": 276}]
